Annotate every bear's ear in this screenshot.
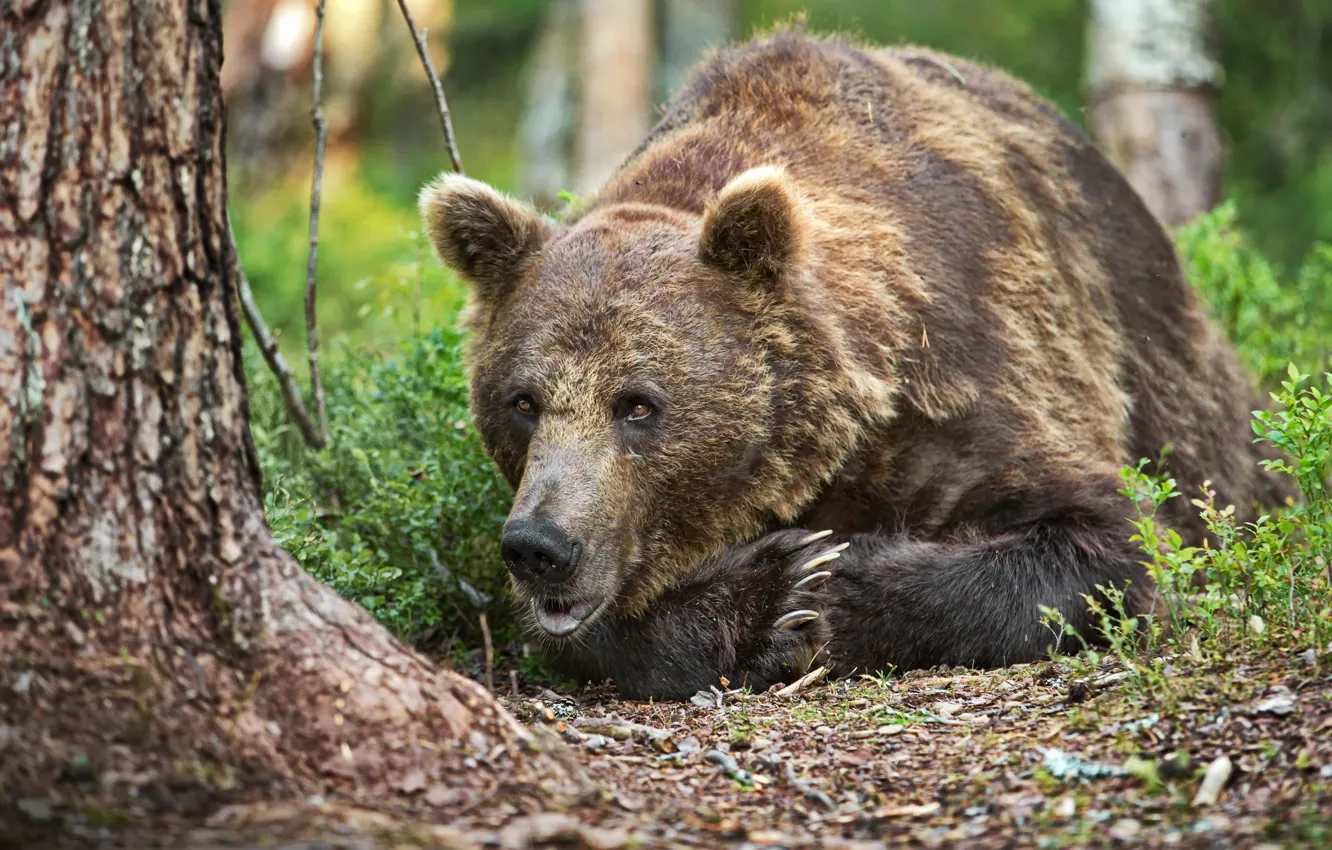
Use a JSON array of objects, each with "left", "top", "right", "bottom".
[
  {"left": 418, "top": 172, "right": 551, "bottom": 307},
  {"left": 699, "top": 166, "right": 806, "bottom": 283}
]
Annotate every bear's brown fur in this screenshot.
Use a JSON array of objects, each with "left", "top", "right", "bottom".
[{"left": 419, "top": 29, "right": 1292, "bottom": 699}]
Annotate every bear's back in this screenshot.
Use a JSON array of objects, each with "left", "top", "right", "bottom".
[{"left": 591, "top": 30, "right": 1288, "bottom": 540}]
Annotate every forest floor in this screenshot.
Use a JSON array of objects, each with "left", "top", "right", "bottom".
[{"left": 8, "top": 640, "right": 1329, "bottom": 849}]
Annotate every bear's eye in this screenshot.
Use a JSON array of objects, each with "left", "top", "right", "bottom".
[
  {"left": 514, "top": 395, "right": 538, "bottom": 416},
  {"left": 624, "top": 400, "right": 653, "bottom": 422},
  {"left": 613, "top": 392, "right": 662, "bottom": 425}
]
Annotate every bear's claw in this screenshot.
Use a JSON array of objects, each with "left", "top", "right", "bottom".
[
  {"left": 793, "top": 569, "right": 833, "bottom": 590},
  {"left": 774, "top": 609, "right": 820, "bottom": 630},
  {"left": 796, "top": 529, "right": 835, "bottom": 547},
  {"left": 797, "top": 541, "right": 849, "bottom": 573},
  {"left": 764, "top": 535, "right": 848, "bottom": 678}
]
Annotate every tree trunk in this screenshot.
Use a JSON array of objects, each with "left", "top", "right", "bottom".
[
  {"left": 518, "top": 0, "right": 579, "bottom": 209},
  {"left": 658, "top": 0, "right": 738, "bottom": 103},
  {"left": 576, "top": 0, "right": 652, "bottom": 193},
  {"left": 1085, "top": 0, "right": 1224, "bottom": 230},
  {"left": 0, "top": 0, "right": 570, "bottom": 829}
]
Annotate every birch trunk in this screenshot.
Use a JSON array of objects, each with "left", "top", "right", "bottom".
[
  {"left": 1086, "top": 0, "right": 1224, "bottom": 229},
  {"left": 0, "top": 0, "right": 567, "bottom": 820}
]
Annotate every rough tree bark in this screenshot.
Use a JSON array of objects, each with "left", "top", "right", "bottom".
[
  {"left": 1086, "top": 0, "right": 1225, "bottom": 229},
  {"left": 0, "top": 0, "right": 571, "bottom": 834}
]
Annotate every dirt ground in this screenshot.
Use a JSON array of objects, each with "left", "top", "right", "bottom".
[{"left": 5, "top": 642, "right": 1329, "bottom": 849}]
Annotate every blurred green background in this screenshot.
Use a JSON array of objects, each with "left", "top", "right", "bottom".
[{"left": 229, "top": 0, "right": 1332, "bottom": 358}]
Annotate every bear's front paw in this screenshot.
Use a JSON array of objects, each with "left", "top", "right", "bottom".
[{"left": 710, "top": 528, "right": 848, "bottom": 691}]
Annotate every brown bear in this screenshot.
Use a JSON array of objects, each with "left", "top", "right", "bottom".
[{"left": 418, "top": 29, "right": 1292, "bottom": 700}]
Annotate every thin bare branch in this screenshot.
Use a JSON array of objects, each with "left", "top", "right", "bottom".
[
  {"left": 479, "top": 612, "right": 495, "bottom": 692},
  {"left": 571, "top": 717, "right": 679, "bottom": 752},
  {"left": 304, "top": 0, "right": 331, "bottom": 443},
  {"left": 230, "top": 220, "right": 327, "bottom": 451},
  {"left": 394, "top": 0, "right": 465, "bottom": 174}
]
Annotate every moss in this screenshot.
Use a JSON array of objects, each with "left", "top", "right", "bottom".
[{"left": 82, "top": 805, "right": 139, "bottom": 828}]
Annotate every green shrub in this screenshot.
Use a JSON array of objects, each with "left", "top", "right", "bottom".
[
  {"left": 1042, "top": 367, "right": 1331, "bottom": 708},
  {"left": 1176, "top": 201, "right": 1332, "bottom": 385},
  {"left": 1040, "top": 207, "right": 1332, "bottom": 701},
  {"left": 245, "top": 328, "right": 516, "bottom": 650}
]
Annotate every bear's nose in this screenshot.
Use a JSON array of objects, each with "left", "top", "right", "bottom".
[{"left": 500, "top": 516, "right": 582, "bottom": 585}]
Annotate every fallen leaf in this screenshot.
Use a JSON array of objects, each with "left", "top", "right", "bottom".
[
  {"left": 499, "top": 813, "right": 632, "bottom": 850},
  {"left": 1039, "top": 747, "right": 1127, "bottom": 781},
  {"left": 424, "top": 785, "right": 472, "bottom": 808},
  {"left": 747, "top": 829, "right": 795, "bottom": 845},
  {"left": 1109, "top": 819, "right": 1141, "bottom": 840},
  {"left": 691, "top": 689, "right": 720, "bottom": 708},
  {"left": 1250, "top": 695, "right": 1297, "bottom": 716},
  {"left": 397, "top": 770, "right": 426, "bottom": 794},
  {"left": 17, "top": 798, "right": 52, "bottom": 822}
]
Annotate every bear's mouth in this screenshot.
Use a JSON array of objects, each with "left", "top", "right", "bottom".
[{"left": 532, "top": 594, "right": 606, "bottom": 637}]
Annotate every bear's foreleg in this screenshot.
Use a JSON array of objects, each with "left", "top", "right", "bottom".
[
  {"left": 823, "top": 515, "right": 1152, "bottom": 675},
  {"left": 545, "top": 529, "right": 847, "bottom": 700},
  {"left": 548, "top": 511, "right": 1149, "bottom": 699}
]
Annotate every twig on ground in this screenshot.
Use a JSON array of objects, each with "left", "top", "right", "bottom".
[
  {"left": 509, "top": 669, "right": 520, "bottom": 697},
  {"left": 705, "top": 749, "right": 752, "bottom": 784},
  {"left": 229, "top": 219, "right": 326, "bottom": 450},
  {"left": 479, "top": 612, "right": 494, "bottom": 692},
  {"left": 303, "top": 0, "right": 330, "bottom": 444},
  {"left": 393, "top": 0, "right": 465, "bottom": 174},
  {"left": 781, "top": 762, "right": 836, "bottom": 811},
  {"left": 775, "top": 664, "right": 829, "bottom": 697},
  {"left": 1192, "top": 755, "right": 1233, "bottom": 807},
  {"left": 572, "top": 717, "right": 678, "bottom": 752},
  {"left": 918, "top": 709, "right": 964, "bottom": 726}
]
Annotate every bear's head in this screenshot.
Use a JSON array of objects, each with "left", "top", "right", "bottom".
[{"left": 420, "top": 166, "right": 841, "bottom": 639}]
